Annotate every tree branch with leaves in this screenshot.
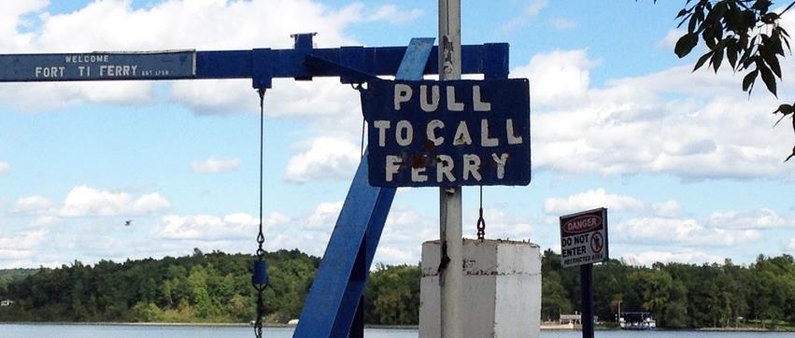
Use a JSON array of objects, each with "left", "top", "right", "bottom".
[{"left": 656, "top": 0, "right": 794, "bottom": 160}]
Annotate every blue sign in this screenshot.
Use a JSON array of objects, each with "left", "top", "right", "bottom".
[
  {"left": 360, "top": 78, "right": 530, "bottom": 187},
  {"left": 0, "top": 51, "right": 195, "bottom": 82}
]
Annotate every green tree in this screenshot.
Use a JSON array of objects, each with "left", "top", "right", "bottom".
[
  {"left": 541, "top": 270, "right": 572, "bottom": 321},
  {"left": 363, "top": 264, "right": 421, "bottom": 325},
  {"left": 660, "top": 0, "right": 795, "bottom": 159}
]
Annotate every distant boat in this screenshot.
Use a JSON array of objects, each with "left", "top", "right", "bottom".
[{"left": 619, "top": 311, "right": 656, "bottom": 330}]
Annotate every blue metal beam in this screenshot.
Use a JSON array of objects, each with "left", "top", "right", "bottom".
[
  {"left": 0, "top": 34, "right": 508, "bottom": 89},
  {"left": 292, "top": 38, "right": 433, "bottom": 338}
]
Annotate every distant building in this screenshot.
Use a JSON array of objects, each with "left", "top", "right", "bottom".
[
  {"left": 559, "top": 313, "right": 581, "bottom": 325},
  {"left": 559, "top": 312, "right": 598, "bottom": 325}
]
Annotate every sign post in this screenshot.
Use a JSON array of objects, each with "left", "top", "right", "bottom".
[
  {"left": 560, "top": 208, "right": 609, "bottom": 338},
  {"left": 438, "top": 1, "right": 463, "bottom": 337}
]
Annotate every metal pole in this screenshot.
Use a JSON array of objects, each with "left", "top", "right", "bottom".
[
  {"left": 439, "top": 1, "right": 462, "bottom": 338},
  {"left": 580, "top": 264, "right": 594, "bottom": 338}
]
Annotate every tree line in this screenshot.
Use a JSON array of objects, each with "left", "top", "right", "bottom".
[
  {"left": 0, "top": 249, "right": 318, "bottom": 323},
  {"left": 0, "top": 248, "right": 418, "bottom": 325},
  {"left": 542, "top": 249, "right": 795, "bottom": 329},
  {"left": 0, "top": 248, "right": 793, "bottom": 329}
]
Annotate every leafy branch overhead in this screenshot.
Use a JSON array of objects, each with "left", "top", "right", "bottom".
[
  {"left": 674, "top": 0, "right": 792, "bottom": 94},
  {"left": 653, "top": 0, "right": 795, "bottom": 161}
]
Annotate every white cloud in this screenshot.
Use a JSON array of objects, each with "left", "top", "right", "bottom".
[
  {"left": 130, "top": 193, "right": 172, "bottom": 214},
  {"left": 0, "top": 228, "right": 48, "bottom": 265},
  {"left": 517, "top": 48, "right": 795, "bottom": 179},
  {"left": 11, "top": 195, "right": 54, "bottom": 214},
  {"left": 366, "top": 4, "right": 423, "bottom": 24},
  {"left": 373, "top": 246, "right": 416, "bottom": 264},
  {"left": 191, "top": 156, "right": 241, "bottom": 174},
  {"left": 498, "top": 0, "right": 549, "bottom": 33},
  {"left": 60, "top": 186, "right": 128, "bottom": 217},
  {"left": 32, "top": 215, "right": 60, "bottom": 226},
  {"left": 543, "top": 188, "right": 644, "bottom": 214},
  {"left": 170, "top": 77, "right": 361, "bottom": 118},
  {"left": 652, "top": 200, "right": 681, "bottom": 218},
  {"left": 460, "top": 206, "right": 535, "bottom": 241},
  {"left": 284, "top": 137, "right": 360, "bottom": 183},
  {"left": 11, "top": 186, "right": 170, "bottom": 219},
  {"left": 616, "top": 216, "right": 762, "bottom": 247},
  {"left": 168, "top": 80, "right": 261, "bottom": 117},
  {"left": 0, "top": 0, "right": 398, "bottom": 114},
  {"left": 707, "top": 208, "right": 791, "bottom": 229},
  {"left": 524, "top": 0, "right": 549, "bottom": 16},
  {"left": 0, "top": 0, "right": 47, "bottom": 52},
  {"left": 512, "top": 49, "right": 596, "bottom": 107},
  {"left": 376, "top": 207, "right": 437, "bottom": 265},
  {"left": 658, "top": 28, "right": 686, "bottom": 49},
  {"left": 60, "top": 185, "right": 170, "bottom": 217},
  {"left": 622, "top": 249, "right": 724, "bottom": 266},
  {"left": 305, "top": 201, "right": 343, "bottom": 230},
  {"left": 155, "top": 211, "right": 287, "bottom": 241},
  {"left": 0, "top": 228, "right": 47, "bottom": 250},
  {"left": 0, "top": 161, "right": 10, "bottom": 174}
]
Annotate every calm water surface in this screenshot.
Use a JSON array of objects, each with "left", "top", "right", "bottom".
[{"left": 2, "top": 324, "right": 795, "bottom": 337}]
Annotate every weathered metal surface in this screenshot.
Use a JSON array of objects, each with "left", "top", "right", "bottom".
[
  {"left": 0, "top": 51, "right": 195, "bottom": 81},
  {"left": 361, "top": 78, "right": 531, "bottom": 187},
  {"left": 0, "top": 33, "right": 508, "bottom": 89},
  {"left": 292, "top": 37, "right": 432, "bottom": 338}
]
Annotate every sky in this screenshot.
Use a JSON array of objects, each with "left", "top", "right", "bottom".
[{"left": 0, "top": 0, "right": 794, "bottom": 269}]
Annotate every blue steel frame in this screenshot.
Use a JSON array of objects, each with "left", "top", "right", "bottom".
[
  {"left": 0, "top": 34, "right": 510, "bottom": 338},
  {"left": 292, "top": 37, "right": 434, "bottom": 338}
]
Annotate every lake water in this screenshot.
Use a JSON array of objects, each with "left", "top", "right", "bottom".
[{"left": 2, "top": 324, "right": 795, "bottom": 337}]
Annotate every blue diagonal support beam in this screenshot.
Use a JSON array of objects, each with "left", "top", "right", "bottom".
[{"left": 292, "top": 37, "right": 434, "bottom": 338}]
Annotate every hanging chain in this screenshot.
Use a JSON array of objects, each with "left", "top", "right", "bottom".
[
  {"left": 476, "top": 186, "right": 486, "bottom": 241},
  {"left": 252, "top": 88, "right": 268, "bottom": 338},
  {"left": 256, "top": 89, "right": 266, "bottom": 258}
]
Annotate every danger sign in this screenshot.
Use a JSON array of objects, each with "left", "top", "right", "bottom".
[{"left": 559, "top": 208, "right": 608, "bottom": 268}]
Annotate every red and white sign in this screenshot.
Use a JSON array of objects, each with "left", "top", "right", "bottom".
[{"left": 559, "top": 208, "right": 608, "bottom": 268}]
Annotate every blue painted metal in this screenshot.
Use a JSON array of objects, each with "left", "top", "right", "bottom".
[
  {"left": 0, "top": 36, "right": 509, "bottom": 89},
  {"left": 0, "top": 33, "right": 518, "bottom": 335},
  {"left": 291, "top": 150, "right": 395, "bottom": 338},
  {"left": 198, "top": 43, "right": 508, "bottom": 88},
  {"left": 251, "top": 260, "right": 268, "bottom": 285},
  {"left": 292, "top": 38, "right": 433, "bottom": 338},
  {"left": 394, "top": 38, "right": 435, "bottom": 79},
  {"left": 0, "top": 51, "right": 195, "bottom": 82},
  {"left": 361, "top": 78, "right": 531, "bottom": 187}
]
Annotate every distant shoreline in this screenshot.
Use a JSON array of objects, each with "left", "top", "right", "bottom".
[
  {"left": 2, "top": 322, "right": 793, "bottom": 332},
  {"left": 538, "top": 323, "right": 795, "bottom": 332}
]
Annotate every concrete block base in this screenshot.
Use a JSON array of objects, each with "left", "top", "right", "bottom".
[{"left": 419, "top": 239, "right": 541, "bottom": 338}]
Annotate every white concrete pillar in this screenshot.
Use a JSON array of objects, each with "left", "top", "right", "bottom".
[{"left": 420, "top": 239, "right": 542, "bottom": 338}]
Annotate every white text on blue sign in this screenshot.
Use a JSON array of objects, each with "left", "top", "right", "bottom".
[{"left": 361, "top": 79, "right": 531, "bottom": 187}]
